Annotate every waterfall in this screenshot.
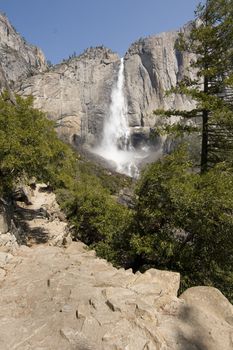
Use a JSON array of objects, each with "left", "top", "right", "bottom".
[
  {"left": 94, "top": 58, "right": 139, "bottom": 177},
  {"left": 102, "top": 58, "right": 130, "bottom": 154}
]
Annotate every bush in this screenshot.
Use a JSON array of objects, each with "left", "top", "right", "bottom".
[
  {"left": 118, "top": 147, "right": 233, "bottom": 301},
  {"left": 0, "top": 92, "right": 77, "bottom": 195},
  {"left": 57, "top": 173, "right": 132, "bottom": 262}
]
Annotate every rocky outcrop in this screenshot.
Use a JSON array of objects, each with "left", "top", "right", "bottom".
[
  {"left": 0, "top": 184, "right": 71, "bottom": 252},
  {"left": 0, "top": 12, "right": 47, "bottom": 92},
  {"left": 0, "top": 201, "right": 9, "bottom": 235},
  {"left": 0, "top": 182, "right": 232, "bottom": 350},
  {"left": 124, "top": 25, "right": 196, "bottom": 130},
  {"left": 0, "top": 242, "right": 232, "bottom": 349},
  {"left": 0, "top": 199, "right": 20, "bottom": 253},
  {"left": 13, "top": 183, "right": 72, "bottom": 247},
  {"left": 18, "top": 47, "right": 120, "bottom": 145}
]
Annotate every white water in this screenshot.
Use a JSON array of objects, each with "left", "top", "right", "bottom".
[{"left": 94, "top": 58, "right": 150, "bottom": 177}]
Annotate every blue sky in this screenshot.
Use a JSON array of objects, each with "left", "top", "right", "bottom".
[{"left": 0, "top": 0, "right": 201, "bottom": 64}]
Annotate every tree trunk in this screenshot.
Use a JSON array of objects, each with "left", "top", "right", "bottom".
[
  {"left": 201, "top": 76, "right": 209, "bottom": 173},
  {"left": 201, "top": 109, "right": 209, "bottom": 173}
]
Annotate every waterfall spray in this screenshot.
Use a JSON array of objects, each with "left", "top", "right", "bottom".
[
  {"left": 93, "top": 58, "right": 152, "bottom": 177},
  {"left": 102, "top": 58, "right": 130, "bottom": 153},
  {"left": 93, "top": 58, "right": 139, "bottom": 177}
]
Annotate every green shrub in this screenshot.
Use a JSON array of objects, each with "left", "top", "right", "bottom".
[
  {"left": 57, "top": 173, "right": 132, "bottom": 262},
  {"left": 0, "top": 92, "right": 77, "bottom": 194},
  {"left": 117, "top": 147, "right": 233, "bottom": 301}
]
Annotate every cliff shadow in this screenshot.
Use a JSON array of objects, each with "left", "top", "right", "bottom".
[{"left": 13, "top": 205, "right": 50, "bottom": 245}]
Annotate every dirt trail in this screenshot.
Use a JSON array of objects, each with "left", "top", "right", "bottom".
[{"left": 14, "top": 184, "right": 70, "bottom": 246}]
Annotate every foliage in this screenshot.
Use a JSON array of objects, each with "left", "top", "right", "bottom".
[
  {"left": 55, "top": 142, "right": 233, "bottom": 302},
  {"left": 154, "top": 0, "right": 233, "bottom": 172},
  {"left": 77, "top": 157, "right": 132, "bottom": 194},
  {"left": 115, "top": 147, "right": 233, "bottom": 301},
  {"left": 0, "top": 92, "right": 77, "bottom": 195},
  {"left": 57, "top": 173, "right": 132, "bottom": 263},
  {"left": 0, "top": 91, "right": 132, "bottom": 265},
  {"left": 148, "top": 0, "right": 233, "bottom": 300}
]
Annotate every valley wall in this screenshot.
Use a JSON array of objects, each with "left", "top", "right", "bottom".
[{"left": 0, "top": 12, "right": 196, "bottom": 148}]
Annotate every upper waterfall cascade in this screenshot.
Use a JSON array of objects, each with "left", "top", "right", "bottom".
[{"left": 94, "top": 58, "right": 148, "bottom": 177}]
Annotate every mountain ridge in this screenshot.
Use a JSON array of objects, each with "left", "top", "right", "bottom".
[{"left": 0, "top": 12, "right": 195, "bottom": 151}]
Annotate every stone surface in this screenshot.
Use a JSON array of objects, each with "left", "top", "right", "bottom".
[
  {"left": 0, "top": 232, "right": 19, "bottom": 253},
  {"left": 0, "top": 241, "right": 232, "bottom": 350},
  {"left": 18, "top": 47, "right": 120, "bottom": 145},
  {"left": 0, "top": 202, "right": 9, "bottom": 234},
  {"left": 0, "top": 12, "right": 47, "bottom": 91},
  {"left": 0, "top": 199, "right": 21, "bottom": 254},
  {"left": 124, "top": 25, "right": 196, "bottom": 130},
  {"left": 0, "top": 251, "right": 13, "bottom": 268},
  {"left": 13, "top": 183, "right": 71, "bottom": 247},
  {"left": 0, "top": 184, "right": 232, "bottom": 350},
  {"left": 14, "top": 22, "right": 196, "bottom": 150},
  {"left": 157, "top": 287, "right": 233, "bottom": 350}
]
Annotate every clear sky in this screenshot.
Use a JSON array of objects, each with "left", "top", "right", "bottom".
[{"left": 0, "top": 0, "right": 201, "bottom": 64}]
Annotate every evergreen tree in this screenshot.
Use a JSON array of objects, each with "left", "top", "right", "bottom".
[
  {"left": 0, "top": 92, "right": 77, "bottom": 195},
  {"left": 111, "top": 147, "right": 233, "bottom": 301},
  {"left": 155, "top": 0, "right": 233, "bottom": 172}
]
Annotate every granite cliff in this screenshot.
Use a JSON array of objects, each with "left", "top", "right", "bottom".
[
  {"left": 17, "top": 30, "right": 195, "bottom": 148},
  {"left": 124, "top": 26, "right": 195, "bottom": 130},
  {"left": 0, "top": 12, "right": 195, "bottom": 149},
  {"left": 0, "top": 13, "right": 47, "bottom": 92},
  {"left": 17, "top": 47, "right": 120, "bottom": 145}
]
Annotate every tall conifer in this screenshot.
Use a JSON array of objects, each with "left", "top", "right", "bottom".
[{"left": 155, "top": 0, "right": 233, "bottom": 172}]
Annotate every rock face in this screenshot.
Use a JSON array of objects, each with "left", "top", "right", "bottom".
[
  {"left": 0, "top": 201, "right": 9, "bottom": 235},
  {"left": 18, "top": 47, "right": 120, "bottom": 145},
  {"left": 0, "top": 200, "right": 20, "bottom": 253},
  {"left": 0, "top": 12, "right": 47, "bottom": 91},
  {"left": 124, "top": 27, "right": 196, "bottom": 130},
  {"left": 11, "top": 21, "right": 195, "bottom": 148},
  {"left": 0, "top": 13, "right": 196, "bottom": 149}
]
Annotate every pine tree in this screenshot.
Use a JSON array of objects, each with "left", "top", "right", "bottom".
[{"left": 155, "top": 0, "right": 233, "bottom": 172}]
